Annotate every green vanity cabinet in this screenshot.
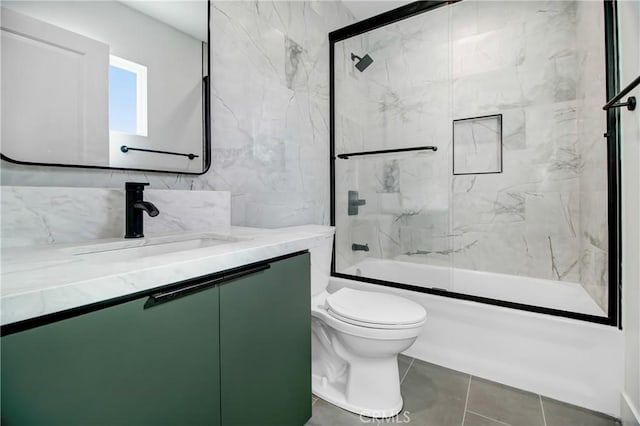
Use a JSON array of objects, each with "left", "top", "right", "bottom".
[
  {"left": 1, "top": 251, "right": 311, "bottom": 426},
  {"left": 1, "top": 284, "right": 221, "bottom": 426},
  {"left": 219, "top": 252, "right": 311, "bottom": 426}
]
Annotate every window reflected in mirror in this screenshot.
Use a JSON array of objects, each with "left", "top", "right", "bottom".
[{"left": 109, "top": 55, "right": 148, "bottom": 137}]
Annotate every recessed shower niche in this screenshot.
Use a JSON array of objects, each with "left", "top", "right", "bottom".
[
  {"left": 330, "top": 0, "right": 620, "bottom": 324},
  {"left": 453, "top": 115, "right": 502, "bottom": 175}
]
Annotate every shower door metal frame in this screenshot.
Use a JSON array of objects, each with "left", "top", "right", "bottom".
[{"left": 329, "top": 0, "right": 622, "bottom": 327}]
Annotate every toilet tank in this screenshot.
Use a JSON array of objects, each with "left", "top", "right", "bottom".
[{"left": 310, "top": 230, "right": 335, "bottom": 296}]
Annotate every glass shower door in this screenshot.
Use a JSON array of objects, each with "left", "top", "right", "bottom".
[
  {"left": 333, "top": 5, "right": 454, "bottom": 291},
  {"left": 331, "top": 0, "right": 615, "bottom": 322},
  {"left": 334, "top": 152, "right": 453, "bottom": 291},
  {"left": 447, "top": 0, "right": 610, "bottom": 318}
]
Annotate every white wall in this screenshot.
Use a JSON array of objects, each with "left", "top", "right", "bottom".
[
  {"left": 619, "top": 0, "right": 640, "bottom": 424},
  {"left": 0, "top": 2, "right": 356, "bottom": 227}
]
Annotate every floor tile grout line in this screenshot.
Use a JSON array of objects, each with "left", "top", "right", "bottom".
[
  {"left": 539, "top": 395, "right": 548, "bottom": 426},
  {"left": 466, "top": 409, "right": 512, "bottom": 426},
  {"left": 400, "top": 358, "right": 415, "bottom": 384},
  {"left": 461, "top": 375, "right": 472, "bottom": 426}
]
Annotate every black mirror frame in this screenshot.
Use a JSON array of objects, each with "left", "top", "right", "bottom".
[{"left": 0, "top": 0, "right": 212, "bottom": 176}]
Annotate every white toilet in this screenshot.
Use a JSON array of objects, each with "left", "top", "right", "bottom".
[{"left": 310, "top": 234, "right": 426, "bottom": 418}]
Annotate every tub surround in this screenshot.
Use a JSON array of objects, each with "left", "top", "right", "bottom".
[
  {"left": 1, "top": 225, "right": 334, "bottom": 327},
  {"left": 334, "top": 0, "right": 610, "bottom": 312}
]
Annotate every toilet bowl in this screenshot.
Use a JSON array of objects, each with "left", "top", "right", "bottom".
[
  {"left": 308, "top": 231, "right": 426, "bottom": 418},
  {"left": 311, "top": 288, "right": 426, "bottom": 418}
]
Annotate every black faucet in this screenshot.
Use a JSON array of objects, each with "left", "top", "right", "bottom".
[
  {"left": 125, "top": 182, "right": 159, "bottom": 238},
  {"left": 352, "top": 243, "right": 369, "bottom": 252}
]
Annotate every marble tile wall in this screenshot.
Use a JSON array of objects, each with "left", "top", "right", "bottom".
[
  {"left": 1, "top": 186, "right": 231, "bottom": 248},
  {"left": 0, "top": 1, "right": 355, "bottom": 229},
  {"left": 334, "top": 1, "right": 609, "bottom": 311},
  {"left": 575, "top": 1, "right": 609, "bottom": 310}
]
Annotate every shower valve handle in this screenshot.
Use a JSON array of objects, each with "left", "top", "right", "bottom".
[{"left": 348, "top": 190, "right": 366, "bottom": 216}]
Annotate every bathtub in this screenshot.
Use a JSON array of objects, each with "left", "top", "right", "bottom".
[
  {"left": 329, "top": 258, "right": 623, "bottom": 417},
  {"left": 342, "top": 257, "right": 606, "bottom": 317}
]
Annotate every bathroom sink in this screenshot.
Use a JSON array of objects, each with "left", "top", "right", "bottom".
[{"left": 71, "top": 234, "right": 243, "bottom": 262}]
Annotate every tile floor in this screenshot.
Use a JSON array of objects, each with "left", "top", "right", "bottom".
[{"left": 306, "top": 355, "right": 620, "bottom": 426}]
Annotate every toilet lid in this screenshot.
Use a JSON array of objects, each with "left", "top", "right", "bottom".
[{"left": 326, "top": 288, "right": 426, "bottom": 327}]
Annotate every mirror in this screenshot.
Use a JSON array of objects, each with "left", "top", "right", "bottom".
[{"left": 0, "top": 0, "right": 209, "bottom": 174}]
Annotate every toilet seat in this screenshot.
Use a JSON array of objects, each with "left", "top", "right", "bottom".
[{"left": 326, "top": 288, "right": 426, "bottom": 329}]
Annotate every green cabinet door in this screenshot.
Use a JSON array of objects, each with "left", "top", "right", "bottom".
[
  {"left": 1, "top": 285, "right": 220, "bottom": 426},
  {"left": 219, "top": 253, "right": 311, "bottom": 426}
]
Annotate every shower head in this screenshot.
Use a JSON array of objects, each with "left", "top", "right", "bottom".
[{"left": 351, "top": 53, "right": 373, "bottom": 72}]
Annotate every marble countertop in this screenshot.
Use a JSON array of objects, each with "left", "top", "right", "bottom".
[{"left": 1, "top": 225, "right": 334, "bottom": 326}]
